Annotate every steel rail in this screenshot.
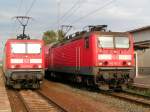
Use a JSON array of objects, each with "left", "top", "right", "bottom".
[
  {"left": 17, "top": 91, "right": 32, "bottom": 112},
  {"left": 37, "top": 90, "right": 68, "bottom": 112},
  {"left": 100, "top": 90, "right": 150, "bottom": 107}
]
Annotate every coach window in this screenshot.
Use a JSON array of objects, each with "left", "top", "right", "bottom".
[{"left": 84, "top": 37, "right": 89, "bottom": 48}]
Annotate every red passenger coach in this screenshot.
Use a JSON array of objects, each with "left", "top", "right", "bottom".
[
  {"left": 3, "top": 39, "right": 45, "bottom": 89},
  {"left": 46, "top": 25, "right": 135, "bottom": 90}
]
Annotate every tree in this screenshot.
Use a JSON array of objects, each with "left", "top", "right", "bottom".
[
  {"left": 57, "top": 30, "right": 65, "bottom": 41},
  {"left": 42, "top": 30, "right": 57, "bottom": 45},
  {"left": 42, "top": 30, "right": 65, "bottom": 45}
]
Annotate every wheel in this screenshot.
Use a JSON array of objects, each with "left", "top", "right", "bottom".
[
  {"left": 32, "top": 83, "right": 40, "bottom": 89},
  {"left": 99, "top": 84, "right": 110, "bottom": 91},
  {"left": 5, "top": 78, "right": 11, "bottom": 87},
  {"left": 13, "top": 83, "right": 21, "bottom": 89}
]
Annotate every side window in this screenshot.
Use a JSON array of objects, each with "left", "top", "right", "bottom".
[{"left": 84, "top": 37, "right": 89, "bottom": 48}]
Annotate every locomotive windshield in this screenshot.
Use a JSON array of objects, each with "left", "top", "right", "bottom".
[
  {"left": 98, "top": 36, "right": 114, "bottom": 48},
  {"left": 11, "top": 44, "right": 26, "bottom": 53},
  {"left": 98, "top": 36, "right": 129, "bottom": 48},
  {"left": 27, "top": 44, "right": 41, "bottom": 54},
  {"left": 11, "top": 43, "right": 41, "bottom": 54},
  {"left": 115, "top": 37, "right": 129, "bottom": 48}
]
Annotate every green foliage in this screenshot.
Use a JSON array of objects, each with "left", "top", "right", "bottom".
[
  {"left": 57, "top": 30, "right": 65, "bottom": 41},
  {"left": 42, "top": 30, "right": 57, "bottom": 45},
  {"left": 42, "top": 30, "right": 65, "bottom": 45}
]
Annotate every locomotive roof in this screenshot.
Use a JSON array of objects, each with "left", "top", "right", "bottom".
[
  {"left": 5, "top": 39, "right": 43, "bottom": 46},
  {"left": 93, "top": 31, "right": 129, "bottom": 36},
  {"left": 45, "top": 42, "right": 58, "bottom": 47},
  {"left": 6, "top": 39, "right": 43, "bottom": 42},
  {"left": 52, "top": 31, "right": 129, "bottom": 48}
]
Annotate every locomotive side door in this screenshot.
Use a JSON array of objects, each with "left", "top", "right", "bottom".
[{"left": 75, "top": 47, "right": 81, "bottom": 72}]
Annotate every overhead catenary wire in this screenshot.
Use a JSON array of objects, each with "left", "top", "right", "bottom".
[
  {"left": 60, "top": 0, "right": 81, "bottom": 23},
  {"left": 39, "top": 0, "right": 63, "bottom": 31},
  {"left": 43, "top": 0, "right": 116, "bottom": 33},
  {"left": 42, "top": 0, "right": 85, "bottom": 31},
  {"left": 10, "top": 0, "right": 23, "bottom": 37},
  {"left": 25, "top": 0, "right": 37, "bottom": 16},
  {"left": 61, "top": 0, "right": 86, "bottom": 24},
  {"left": 11, "top": 19, "right": 19, "bottom": 36},
  {"left": 11, "top": 0, "right": 36, "bottom": 37},
  {"left": 70, "top": 0, "right": 116, "bottom": 25},
  {"left": 17, "top": 0, "right": 23, "bottom": 15}
]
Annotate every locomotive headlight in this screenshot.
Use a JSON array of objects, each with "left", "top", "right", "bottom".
[
  {"left": 38, "top": 65, "right": 42, "bottom": 68},
  {"left": 99, "top": 62, "right": 103, "bottom": 66},
  {"left": 119, "top": 55, "right": 131, "bottom": 60},
  {"left": 11, "top": 65, "right": 15, "bottom": 68},
  {"left": 127, "top": 62, "right": 131, "bottom": 66}
]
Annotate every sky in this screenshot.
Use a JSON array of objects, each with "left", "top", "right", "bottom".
[{"left": 0, "top": 0, "right": 150, "bottom": 57}]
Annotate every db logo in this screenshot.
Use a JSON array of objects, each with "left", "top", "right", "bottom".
[{"left": 23, "top": 59, "right": 30, "bottom": 63}]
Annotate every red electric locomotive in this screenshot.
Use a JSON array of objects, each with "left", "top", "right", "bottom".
[
  {"left": 3, "top": 38, "right": 45, "bottom": 89},
  {"left": 44, "top": 43, "right": 56, "bottom": 71},
  {"left": 46, "top": 25, "right": 135, "bottom": 90}
]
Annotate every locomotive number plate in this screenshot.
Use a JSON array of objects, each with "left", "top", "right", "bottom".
[{"left": 23, "top": 59, "right": 30, "bottom": 63}]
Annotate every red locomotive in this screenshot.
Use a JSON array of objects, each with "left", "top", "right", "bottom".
[
  {"left": 44, "top": 44, "right": 55, "bottom": 71},
  {"left": 3, "top": 38, "right": 45, "bottom": 89},
  {"left": 45, "top": 25, "right": 135, "bottom": 90}
]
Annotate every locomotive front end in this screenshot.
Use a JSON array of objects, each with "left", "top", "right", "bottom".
[
  {"left": 4, "top": 39, "right": 45, "bottom": 89},
  {"left": 94, "top": 32, "right": 135, "bottom": 90}
]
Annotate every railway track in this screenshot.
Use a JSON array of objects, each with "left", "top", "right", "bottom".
[
  {"left": 7, "top": 89, "right": 27, "bottom": 112},
  {"left": 19, "top": 90, "right": 67, "bottom": 112},
  {"left": 130, "top": 83, "right": 150, "bottom": 91},
  {"left": 123, "top": 90, "right": 150, "bottom": 99},
  {"left": 37, "top": 90, "right": 68, "bottom": 112},
  {"left": 7, "top": 89, "right": 67, "bottom": 112},
  {"left": 101, "top": 90, "right": 150, "bottom": 107}
]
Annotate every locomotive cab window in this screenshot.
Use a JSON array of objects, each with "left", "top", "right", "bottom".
[
  {"left": 27, "top": 44, "right": 41, "bottom": 54},
  {"left": 115, "top": 37, "right": 129, "bottom": 48},
  {"left": 11, "top": 43, "right": 41, "bottom": 54},
  {"left": 11, "top": 44, "right": 26, "bottom": 53},
  {"left": 84, "top": 37, "right": 89, "bottom": 48},
  {"left": 98, "top": 36, "right": 114, "bottom": 48}
]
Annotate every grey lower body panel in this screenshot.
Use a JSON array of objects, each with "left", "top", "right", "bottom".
[
  {"left": 49, "top": 66, "right": 134, "bottom": 75},
  {"left": 4, "top": 69, "right": 44, "bottom": 88},
  {"left": 49, "top": 66, "right": 93, "bottom": 75},
  {"left": 4, "top": 69, "right": 44, "bottom": 79},
  {"left": 48, "top": 66, "right": 134, "bottom": 85}
]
